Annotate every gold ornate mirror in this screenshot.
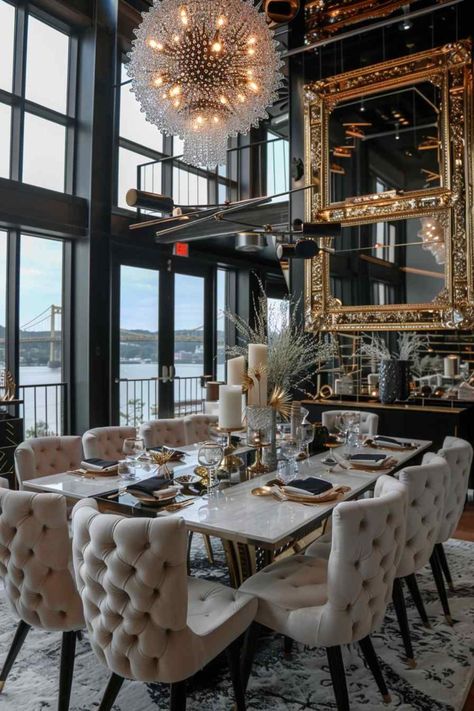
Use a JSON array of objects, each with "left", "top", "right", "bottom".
[{"left": 304, "top": 41, "right": 473, "bottom": 331}]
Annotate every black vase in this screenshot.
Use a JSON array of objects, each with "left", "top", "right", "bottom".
[
  {"left": 379, "top": 360, "right": 399, "bottom": 404},
  {"left": 397, "top": 360, "right": 411, "bottom": 401}
]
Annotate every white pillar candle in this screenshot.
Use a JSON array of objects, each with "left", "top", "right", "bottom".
[
  {"left": 444, "top": 355, "right": 459, "bottom": 378},
  {"left": 248, "top": 343, "right": 268, "bottom": 406},
  {"left": 218, "top": 385, "right": 243, "bottom": 430},
  {"left": 368, "top": 373, "right": 379, "bottom": 387},
  {"left": 227, "top": 356, "right": 245, "bottom": 386}
]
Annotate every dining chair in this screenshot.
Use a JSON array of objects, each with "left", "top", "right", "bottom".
[
  {"left": 139, "top": 418, "right": 187, "bottom": 449},
  {"left": 71, "top": 498, "right": 257, "bottom": 711},
  {"left": 431, "top": 436, "right": 473, "bottom": 603},
  {"left": 14, "top": 436, "right": 83, "bottom": 489},
  {"left": 240, "top": 475, "right": 407, "bottom": 711},
  {"left": 184, "top": 414, "right": 218, "bottom": 445},
  {"left": 0, "top": 489, "right": 84, "bottom": 708},
  {"left": 322, "top": 410, "right": 379, "bottom": 436},
  {"left": 82, "top": 426, "right": 136, "bottom": 461},
  {"left": 0, "top": 478, "right": 9, "bottom": 488}
]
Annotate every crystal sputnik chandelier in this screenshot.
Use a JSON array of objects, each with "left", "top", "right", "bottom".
[
  {"left": 418, "top": 216, "right": 446, "bottom": 265},
  {"left": 127, "top": 0, "right": 283, "bottom": 168}
]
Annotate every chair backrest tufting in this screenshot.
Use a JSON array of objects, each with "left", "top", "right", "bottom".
[
  {"left": 435, "top": 436, "right": 473, "bottom": 543},
  {"left": 0, "top": 489, "right": 84, "bottom": 631},
  {"left": 82, "top": 426, "right": 137, "bottom": 461},
  {"left": 184, "top": 414, "right": 218, "bottom": 445},
  {"left": 14, "top": 436, "right": 83, "bottom": 489},
  {"left": 394, "top": 454, "right": 449, "bottom": 578},
  {"left": 71, "top": 499, "right": 191, "bottom": 683},
  {"left": 139, "top": 419, "right": 187, "bottom": 449},
  {"left": 321, "top": 410, "right": 379, "bottom": 436},
  {"left": 317, "top": 475, "right": 406, "bottom": 647}
]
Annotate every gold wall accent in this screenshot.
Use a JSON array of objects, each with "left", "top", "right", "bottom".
[{"left": 304, "top": 40, "right": 474, "bottom": 332}]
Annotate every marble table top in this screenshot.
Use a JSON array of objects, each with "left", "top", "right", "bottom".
[{"left": 24, "top": 437, "right": 431, "bottom": 548}]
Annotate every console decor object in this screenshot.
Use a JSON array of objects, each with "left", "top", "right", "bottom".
[{"left": 304, "top": 41, "right": 474, "bottom": 331}]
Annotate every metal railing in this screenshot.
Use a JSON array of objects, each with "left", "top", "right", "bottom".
[
  {"left": 118, "top": 375, "right": 212, "bottom": 427},
  {"left": 18, "top": 382, "right": 68, "bottom": 437}
]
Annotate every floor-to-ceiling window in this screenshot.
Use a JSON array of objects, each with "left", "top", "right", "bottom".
[
  {"left": 216, "top": 269, "right": 227, "bottom": 381},
  {"left": 18, "top": 235, "right": 65, "bottom": 436},
  {"left": 0, "top": 2, "right": 74, "bottom": 192},
  {"left": 0, "top": 231, "right": 7, "bottom": 370}
]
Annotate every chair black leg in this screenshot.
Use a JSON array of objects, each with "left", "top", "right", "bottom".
[
  {"left": 58, "top": 631, "right": 77, "bottom": 711},
  {"left": 326, "top": 645, "right": 350, "bottom": 711},
  {"left": 0, "top": 620, "right": 31, "bottom": 692},
  {"left": 358, "top": 636, "right": 391, "bottom": 704},
  {"left": 241, "top": 623, "right": 261, "bottom": 692},
  {"left": 430, "top": 549, "right": 453, "bottom": 625},
  {"left": 404, "top": 573, "right": 431, "bottom": 629},
  {"left": 392, "top": 578, "right": 416, "bottom": 668},
  {"left": 186, "top": 531, "right": 194, "bottom": 575},
  {"left": 283, "top": 636, "right": 294, "bottom": 659},
  {"left": 436, "top": 543, "right": 454, "bottom": 592},
  {"left": 226, "top": 637, "right": 246, "bottom": 711},
  {"left": 170, "top": 680, "right": 187, "bottom": 711},
  {"left": 98, "top": 673, "right": 125, "bottom": 711}
]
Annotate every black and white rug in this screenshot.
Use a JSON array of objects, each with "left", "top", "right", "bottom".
[{"left": 0, "top": 538, "right": 472, "bottom": 710}]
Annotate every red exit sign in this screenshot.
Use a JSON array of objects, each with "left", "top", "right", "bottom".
[{"left": 173, "top": 242, "right": 189, "bottom": 257}]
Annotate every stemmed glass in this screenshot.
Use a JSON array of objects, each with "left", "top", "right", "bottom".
[
  {"left": 298, "top": 423, "right": 315, "bottom": 459},
  {"left": 198, "top": 441, "right": 223, "bottom": 497},
  {"left": 279, "top": 434, "right": 300, "bottom": 477},
  {"left": 122, "top": 437, "right": 145, "bottom": 479}
]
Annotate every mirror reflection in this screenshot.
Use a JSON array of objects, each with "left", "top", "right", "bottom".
[
  {"left": 330, "top": 216, "right": 446, "bottom": 307},
  {"left": 329, "top": 82, "right": 441, "bottom": 204}
]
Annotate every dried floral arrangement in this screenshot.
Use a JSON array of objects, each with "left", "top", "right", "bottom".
[
  {"left": 360, "top": 333, "right": 430, "bottom": 365},
  {"left": 224, "top": 278, "right": 335, "bottom": 399}
]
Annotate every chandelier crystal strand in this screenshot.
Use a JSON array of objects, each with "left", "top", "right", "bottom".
[{"left": 127, "top": 0, "right": 283, "bottom": 168}]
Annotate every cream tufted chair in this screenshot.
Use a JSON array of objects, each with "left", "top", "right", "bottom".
[
  {"left": 240, "top": 476, "right": 407, "bottom": 709},
  {"left": 139, "top": 418, "right": 187, "bottom": 449},
  {"left": 71, "top": 499, "right": 257, "bottom": 711},
  {"left": 14, "top": 436, "right": 83, "bottom": 489},
  {"left": 82, "top": 426, "right": 136, "bottom": 461},
  {"left": 322, "top": 410, "right": 379, "bottom": 436},
  {"left": 0, "top": 489, "right": 84, "bottom": 708},
  {"left": 0, "top": 478, "right": 9, "bottom": 488},
  {"left": 434, "top": 436, "right": 473, "bottom": 593},
  {"left": 184, "top": 414, "right": 218, "bottom": 445}
]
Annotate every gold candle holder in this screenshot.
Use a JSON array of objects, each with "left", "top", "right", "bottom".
[
  {"left": 215, "top": 427, "right": 245, "bottom": 475},
  {"left": 246, "top": 434, "right": 270, "bottom": 478}
]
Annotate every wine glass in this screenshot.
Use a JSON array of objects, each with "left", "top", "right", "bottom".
[
  {"left": 298, "top": 423, "right": 315, "bottom": 459},
  {"left": 198, "top": 441, "right": 223, "bottom": 497},
  {"left": 279, "top": 435, "right": 300, "bottom": 477},
  {"left": 123, "top": 437, "right": 145, "bottom": 479}
]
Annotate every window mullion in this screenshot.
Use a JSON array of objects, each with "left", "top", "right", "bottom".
[{"left": 10, "top": 5, "right": 27, "bottom": 181}]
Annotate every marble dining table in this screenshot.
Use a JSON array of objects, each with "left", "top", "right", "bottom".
[{"left": 23, "top": 437, "right": 431, "bottom": 585}]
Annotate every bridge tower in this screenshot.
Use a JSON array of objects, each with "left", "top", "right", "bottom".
[{"left": 48, "top": 305, "right": 62, "bottom": 368}]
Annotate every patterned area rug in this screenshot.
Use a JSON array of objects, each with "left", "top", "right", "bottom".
[{"left": 0, "top": 538, "right": 472, "bottom": 710}]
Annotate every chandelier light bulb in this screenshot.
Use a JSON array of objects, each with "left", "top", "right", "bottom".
[{"left": 128, "top": 0, "right": 283, "bottom": 167}]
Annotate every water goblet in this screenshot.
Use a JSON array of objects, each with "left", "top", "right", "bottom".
[
  {"left": 123, "top": 437, "right": 145, "bottom": 478},
  {"left": 298, "top": 422, "right": 315, "bottom": 459},
  {"left": 279, "top": 435, "right": 300, "bottom": 476},
  {"left": 198, "top": 441, "right": 223, "bottom": 497}
]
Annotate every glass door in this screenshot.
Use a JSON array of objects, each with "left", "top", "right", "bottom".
[{"left": 116, "top": 262, "right": 213, "bottom": 425}]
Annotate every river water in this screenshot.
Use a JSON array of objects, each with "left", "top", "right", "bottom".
[{"left": 18, "top": 362, "right": 225, "bottom": 435}]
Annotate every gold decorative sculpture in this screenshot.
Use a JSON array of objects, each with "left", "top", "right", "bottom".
[
  {"left": 0, "top": 370, "right": 16, "bottom": 402},
  {"left": 304, "top": 41, "right": 474, "bottom": 331}
]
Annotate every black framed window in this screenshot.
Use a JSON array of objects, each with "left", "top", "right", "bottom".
[{"left": 0, "top": 0, "right": 76, "bottom": 193}]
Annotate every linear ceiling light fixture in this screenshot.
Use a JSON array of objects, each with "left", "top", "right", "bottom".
[{"left": 127, "top": 0, "right": 283, "bottom": 168}]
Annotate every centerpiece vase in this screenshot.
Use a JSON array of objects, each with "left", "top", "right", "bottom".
[{"left": 379, "top": 359, "right": 399, "bottom": 404}]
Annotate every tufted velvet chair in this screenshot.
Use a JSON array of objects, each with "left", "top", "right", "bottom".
[
  {"left": 322, "top": 410, "right": 379, "bottom": 436},
  {"left": 0, "top": 489, "right": 84, "bottom": 708},
  {"left": 139, "top": 418, "right": 187, "bottom": 449},
  {"left": 14, "top": 436, "right": 83, "bottom": 489},
  {"left": 433, "top": 436, "right": 473, "bottom": 596},
  {"left": 71, "top": 499, "right": 257, "bottom": 711},
  {"left": 82, "top": 426, "right": 136, "bottom": 461},
  {"left": 240, "top": 475, "right": 407, "bottom": 710},
  {"left": 184, "top": 414, "right": 218, "bottom": 445},
  {"left": 0, "top": 478, "right": 9, "bottom": 488}
]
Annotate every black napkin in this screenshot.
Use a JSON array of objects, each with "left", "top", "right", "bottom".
[
  {"left": 288, "top": 477, "right": 333, "bottom": 495},
  {"left": 373, "top": 436, "right": 409, "bottom": 447},
  {"left": 126, "top": 476, "right": 172, "bottom": 495},
  {"left": 349, "top": 453, "right": 386, "bottom": 462},
  {"left": 81, "top": 458, "right": 118, "bottom": 470}
]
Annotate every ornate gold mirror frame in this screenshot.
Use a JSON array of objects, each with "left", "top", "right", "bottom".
[{"left": 304, "top": 40, "right": 474, "bottom": 331}]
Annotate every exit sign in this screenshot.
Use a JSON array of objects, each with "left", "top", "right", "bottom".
[{"left": 173, "top": 242, "right": 189, "bottom": 257}]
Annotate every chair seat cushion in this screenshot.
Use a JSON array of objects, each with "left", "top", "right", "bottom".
[{"left": 240, "top": 556, "right": 328, "bottom": 646}]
